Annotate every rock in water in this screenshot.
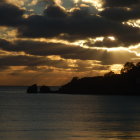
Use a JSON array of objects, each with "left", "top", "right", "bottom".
[{"left": 27, "top": 84, "right": 38, "bottom": 93}]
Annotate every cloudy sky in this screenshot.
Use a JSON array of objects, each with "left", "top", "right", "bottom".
[{"left": 0, "top": 0, "right": 140, "bottom": 86}]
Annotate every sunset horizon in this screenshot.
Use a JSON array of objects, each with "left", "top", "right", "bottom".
[
  {"left": 0, "top": 0, "right": 140, "bottom": 86},
  {"left": 1, "top": 1, "right": 140, "bottom": 139}
]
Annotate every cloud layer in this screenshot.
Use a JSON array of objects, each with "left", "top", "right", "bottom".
[
  {"left": 0, "top": 0, "right": 140, "bottom": 85},
  {"left": 16, "top": 4, "right": 140, "bottom": 46}
]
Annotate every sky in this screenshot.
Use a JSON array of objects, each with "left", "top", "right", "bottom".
[{"left": 0, "top": 0, "right": 140, "bottom": 86}]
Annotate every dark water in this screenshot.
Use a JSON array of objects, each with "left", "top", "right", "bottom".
[{"left": 0, "top": 87, "right": 140, "bottom": 140}]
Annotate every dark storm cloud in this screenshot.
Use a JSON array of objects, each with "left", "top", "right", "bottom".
[
  {"left": 0, "top": 39, "right": 97, "bottom": 58},
  {"left": 103, "top": 0, "right": 140, "bottom": 7},
  {"left": 0, "top": 54, "right": 71, "bottom": 70},
  {"left": 0, "top": 1, "right": 139, "bottom": 46},
  {"left": 101, "top": 0, "right": 140, "bottom": 22},
  {"left": 0, "top": 3, "right": 25, "bottom": 26},
  {"left": 0, "top": 55, "right": 109, "bottom": 73},
  {"left": 100, "top": 8, "right": 140, "bottom": 22},
  {"left": 44, "top": 5, "right": 67, "bottom": 18},
  {"left": 0, "top": 39, "right": 138, "bottom": 65},
  {"left": 0, "top": 55, "right": 46, "bottom": 66},
  {"left": 17, "top": 4, "right": 140, "bottom": 46},
  {"left": 0, "top": 39, "right": 110, "bottom": 72}
]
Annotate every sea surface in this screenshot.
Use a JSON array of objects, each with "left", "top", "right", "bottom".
[{"left": 0, "top": 87, "right": 140, "bottom": 140}]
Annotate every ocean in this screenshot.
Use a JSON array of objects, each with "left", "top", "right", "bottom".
[{"left": 0, "top": 86, "right": 140, "bottom": 140}]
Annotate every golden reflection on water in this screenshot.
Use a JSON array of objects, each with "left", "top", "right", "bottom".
[
  {"left": 60, "top": 96, "right": 140, "bottom": 140},
  {"left": 0, "top": 93, "right": 140, "bottom": 140}
]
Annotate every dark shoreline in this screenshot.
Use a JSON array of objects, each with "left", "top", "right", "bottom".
[
  {"left": 28, "top": 90, "right": 140, "bottom": 96},
  {"left": 27, "top": 61, "right": 140, "bottom": 96}
]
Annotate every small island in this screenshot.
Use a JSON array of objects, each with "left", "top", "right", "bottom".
[
  {"left": 27, "top": 62, "right": 140, "bottom": 95},
  {"left": 27, "top": 85, "right": 51, "bottom": 94}
]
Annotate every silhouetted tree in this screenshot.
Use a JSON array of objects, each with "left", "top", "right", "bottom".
[
  {"left": 136, "top": 62, "right": 140, "bottom": 68},
  {"left": 104, "top": 71, "right": 115, "bottom": 77},
  {"left": 59, "top": 61, "right": 140, "bottom": 95},
  {"left": 121, "top": 62, "right": 135, "bottom": 74},
  {"left": 71, "top": 77, "right": 79, "bottom": 82}
]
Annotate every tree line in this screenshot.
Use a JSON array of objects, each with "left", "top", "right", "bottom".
[{"left": 59, "top": 62, "right": 140, "bottom": 95}]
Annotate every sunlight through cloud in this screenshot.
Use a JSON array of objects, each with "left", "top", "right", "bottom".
[{"left": 110, "top": 64, "right": 123, "bottom": 74}]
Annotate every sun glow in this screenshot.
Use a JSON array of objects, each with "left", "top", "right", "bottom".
[
  {"left": 73, "top": 0, "right": 103, "bottom": 9},
  {"left": 6, "top": 0, "right": 26, "bottom": 7},
  {"left": 107, "top": 47, "right": 128, "bottom": 52},
  {"left": 123, "top": 20, "right": 140, "bottom": 28},
  {"left": 47, "top": 55, "right": 62, "bottom": 60},
  {"left": 72, "top": 40, "right": 86, "bottom": 47},
  {"left": 82, "top": 0, "right": 103, "bottom": 8},
  {"left": 110, "top": 64, "right": 123, "bottom": 74},
  {"left": 108, "top": 36, "right": 116, "bottom": 41},
  {"left": 129, "top": 44, "right": 140, "bottom": 56}
]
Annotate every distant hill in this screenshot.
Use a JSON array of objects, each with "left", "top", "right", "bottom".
[{"left": 59, "top": 62, "right": 140, "bottom": 95}]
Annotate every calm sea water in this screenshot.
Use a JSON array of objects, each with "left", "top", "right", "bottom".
[{"left": 0, "top": 87, "right": 140, "bottom": 140}]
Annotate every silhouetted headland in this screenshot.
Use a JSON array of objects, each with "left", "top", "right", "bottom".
[
  {"left": 27, "top": 62, "right": 140, "bottom": 95},
  {"left": 59, "top": 62, "right": 140, "bottom": 95}
]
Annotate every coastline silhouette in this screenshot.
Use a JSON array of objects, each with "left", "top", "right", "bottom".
[{"left": 27, "top": 62, "right": 140, "bottom": 95}]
